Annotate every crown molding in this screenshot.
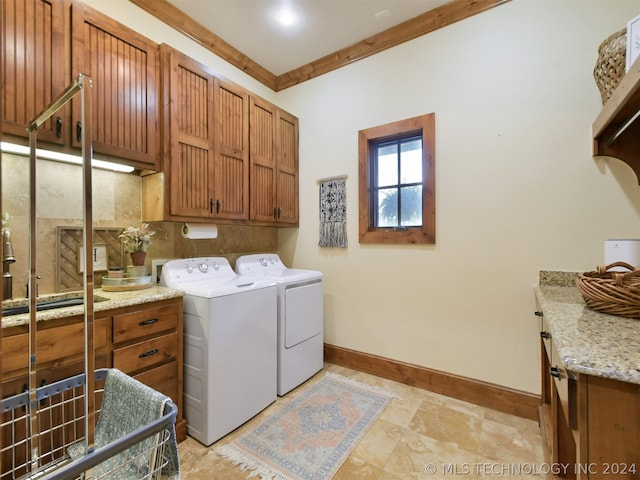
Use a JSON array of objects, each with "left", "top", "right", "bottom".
[{"left": 130, "top": 0, "right": 510, "bottom": 92}]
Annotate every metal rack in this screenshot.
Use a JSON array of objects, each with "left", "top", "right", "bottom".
[
  {"left": 0, "top": 75, "right": 178, "bottom": 479},
  {"left": 0, "top": 369, "right": 177, "bottom": 480}
]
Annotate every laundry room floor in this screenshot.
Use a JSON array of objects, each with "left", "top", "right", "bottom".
[{"left": 177, "top": 363, "right": 547, "bottom": 479}]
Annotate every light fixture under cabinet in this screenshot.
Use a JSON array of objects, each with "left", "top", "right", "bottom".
[{"left": 0, "top": 142, "right": 135, "bottom": 173}]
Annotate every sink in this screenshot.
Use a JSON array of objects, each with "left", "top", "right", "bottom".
[{"left": 2, "top": 295, "right": 109, "bottom": 317}]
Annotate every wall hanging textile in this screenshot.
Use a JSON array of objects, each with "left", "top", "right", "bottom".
[{"left": 318, "top": 176, "right": 347, "bottom": 248}]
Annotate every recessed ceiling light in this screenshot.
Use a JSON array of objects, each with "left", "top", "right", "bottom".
[{"left": 278, "top": 7, "right": 297, "bottom": 26}]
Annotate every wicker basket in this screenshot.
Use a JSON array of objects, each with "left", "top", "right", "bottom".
[
  {"left": 576, "top": 262, "right": 640, "bottom": 318},
  {"left": 593, "top": 27, "right": 627, "bottom": 104}
]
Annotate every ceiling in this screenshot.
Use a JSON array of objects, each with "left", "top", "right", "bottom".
[{"left": 163, "top": 0, "right": 451, "bottom": 76}]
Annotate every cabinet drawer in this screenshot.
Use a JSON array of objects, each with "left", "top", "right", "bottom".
[
  {"left": 113, "top": 332, "right": 178, "bottom": 375},
  {"left": 113, "top": 304, "right": 178, "bottom": 343},
  {"left": 2, "top": 318, "right": 107, "bottom": 375},
  {"left": 134, "top": 360, "right": 178, "bottom": 406}
]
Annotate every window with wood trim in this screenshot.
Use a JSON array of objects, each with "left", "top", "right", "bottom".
[{"left": 358, "top": 113, "right": 435, "bottom": 244}]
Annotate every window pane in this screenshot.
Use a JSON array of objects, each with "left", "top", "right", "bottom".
[
  {"left": 400, "top": 185, "right": 422, "bottom": 226},
  {"left": 400, "top": 139, "right": 422, "bottom": 184},
  {"left": 376, "top": 187, "right": 397, "bottom": 227},
  {"left": 377, "top": 144, "right": 398, "bottom": 187}
]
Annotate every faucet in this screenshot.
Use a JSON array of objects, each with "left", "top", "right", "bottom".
[{"left": 3, "top": 230, "right": 15, "bottom": 299}]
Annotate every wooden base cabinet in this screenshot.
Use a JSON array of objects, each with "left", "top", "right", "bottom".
[
  {"left": 108, "top": 298, "right": 186, "bottom": 442},
  {"left": 538, "top": 311, "right": 640, "bottom": 479},
  {"left": 1, "top": 296, "right": 186, "bottom": 453}
]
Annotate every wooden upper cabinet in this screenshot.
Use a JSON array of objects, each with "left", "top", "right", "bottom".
[
  {"left": 164, "top": 44, "right": 215, "bottom": 219},
  {"left": 143, "top": 44, "right": 248, "bottom": 222},
  {"left": 213, "top": 77, "right": 249, "bottom": 220},
  {"left": 2, "top": 0, "right": 67, "bottom": 144},
  {"left": 249, "top": 96, "right": 298, "bottom": 225},
  {"left": 71, "top": 1, "right": 159, "bottom": 170},
  {"left": 277, "top": 110, "right": 299, "bottom": 225}
]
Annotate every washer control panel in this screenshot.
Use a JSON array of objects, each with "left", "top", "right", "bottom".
[{"left": 160, "top": 257, "right": 235, "bottom": 287}]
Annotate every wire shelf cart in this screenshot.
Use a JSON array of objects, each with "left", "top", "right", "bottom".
[{"left": 0, "top": 369, "right": 178, "bottom": 480}]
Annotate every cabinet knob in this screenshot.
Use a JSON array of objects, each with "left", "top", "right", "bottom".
[
  {"left": 55, "top": 117, "right": 63, "bottom": 138},
  {"left": 540, "top": 331, "right": 550, "bottom": 339},
  {"left": 550, "top": 366, "right": 561, "bottom": 379},
  {"left": 534, "top": 311, "right": 543, "bottom": 317}
]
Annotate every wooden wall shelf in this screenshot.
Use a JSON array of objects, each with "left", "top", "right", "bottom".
[{"left": 593, "top": 55, "right": 640, "bottom": 183}]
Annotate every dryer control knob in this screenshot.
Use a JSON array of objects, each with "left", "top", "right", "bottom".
[
  {"left": 186, "top": 265, "right": 193, "bottom": 273},
  {"left": 212, "top": 262, "right": 220, "bottom": 271},
  {"left": 198, "top": 262, "right": 209, "bottom": 273},
  {"left": 260, "top": 257, "right": 268, "bottom": 266}
]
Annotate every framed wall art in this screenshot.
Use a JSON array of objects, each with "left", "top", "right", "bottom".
[{"left": 627, "top": 14, "right": 640, "bottom": 71}]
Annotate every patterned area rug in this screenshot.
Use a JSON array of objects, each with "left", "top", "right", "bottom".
[{"left": 215, "top": 372, "right": 398, "bottom": 480}]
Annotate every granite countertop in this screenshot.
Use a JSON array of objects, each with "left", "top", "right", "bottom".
[
  {"left": 535, "top": 271, "right": 640, "bottom": 385},
  {"left": 1, "top": 286, "right": 184, "bottom": 328}
]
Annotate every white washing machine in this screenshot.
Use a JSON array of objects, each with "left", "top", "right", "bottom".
[
  {"left": 160, "top": 257, "right": 277, "bottom": 446},
  {"left": 235, "top": 254, "right": 323, "bottom": 396}
]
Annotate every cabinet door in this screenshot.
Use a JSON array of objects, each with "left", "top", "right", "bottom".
[
  {"left": 163, "top": 45, "right": 216, "bottom": 218},
  {"left": 249, "top": 95, "right": 277, "bottom": 223},
  {"left": 249, "top": 96, "right": 299, "bottom": 225},
  {"left": 71, "top": 2, "right": 159, "bottom": 170},
  {"left": 2, "top": 0, "right": 66, "bottom": 144},
  {"left": 276, "top": 110, "right": 299, "bottom": 225},
  {"left": 213, "top": 77, "right": 249, "bottom": 220}
]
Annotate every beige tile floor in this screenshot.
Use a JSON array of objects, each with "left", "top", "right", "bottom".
[{"left": 178, "top": 363, "right": 548, "bottom": 480}]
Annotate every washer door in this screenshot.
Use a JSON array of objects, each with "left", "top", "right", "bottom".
[{"left": 284, "top": 281, "right": 323, "bottom": 348}]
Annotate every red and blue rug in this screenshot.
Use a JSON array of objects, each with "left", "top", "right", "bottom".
[{"left": 215, "top": 372, "right": 398, "bottom": 480}]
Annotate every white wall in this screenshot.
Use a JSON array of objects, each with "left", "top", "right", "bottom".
[
  {"left": 276, "top": 0, "right": 640, "bottom": 394},
  {"left": 84, "top": 0, "right": 640, "bottom": 394}
]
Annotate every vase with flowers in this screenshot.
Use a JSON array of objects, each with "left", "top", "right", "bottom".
[{"left": 119, "top": 223, "right": 155, "bottom": 266}]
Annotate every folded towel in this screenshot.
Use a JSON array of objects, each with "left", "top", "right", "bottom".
[{"left": 68, "top": 369, "right": 180, "bottom": 479}]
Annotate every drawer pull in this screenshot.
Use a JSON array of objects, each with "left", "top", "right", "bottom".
[
  {"left": 139, "top": 348, "right": 159, "bottom": 358},
  {"left": 540, "top": 331, "right": 550, "bottom": 339},
  {"left": 534, "top": 311, "right": 543, "bottom": 317},
  {"left": 550, "top": 366, "right": 561, "bottom": 379},
  {"left": 139, "top": 318, "right": 159, "bottom": 326}
]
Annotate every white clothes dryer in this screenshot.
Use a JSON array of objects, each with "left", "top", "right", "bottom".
[
  {"left": 160, "top": 257, "right": 277, "bottom": 446},
  {"left": 235, "top": 254, "right": 323, "bottom": 396}
]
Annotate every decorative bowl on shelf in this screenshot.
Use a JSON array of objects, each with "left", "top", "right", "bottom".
[{"left": 102, "top": 275, "right": 153, "bottom": 292}]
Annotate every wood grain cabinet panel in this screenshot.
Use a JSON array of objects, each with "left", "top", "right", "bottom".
[
  {"left": 276, "top": 110, "right": 299, "bottom": 225},
  {"left": 1, "top": 0, "right": 67, "bottom": 144},
  {"left": 109, "top": 297, "right": 186, "bottom": 442},
  {"left": 538, "top": 307, "right": 640, "bottom": 479},
  {"left": 213, "top": 76, "right": 249, "bottom": 220},
  {"left": 112, "top": 302, "right": 178, "bottom": 344},
  {"left": 71, "top": 1, "right": 159, "bottom": 170},
  {"left": 143, "top": 44, "right": 249, "bottom": 222},
  {"left": 165, "top": 44, "right": 215, "bottom": 219},
  {"left": 134, "top": 360, "right": 178, "bottom": 407},
  {"left": 249, "top": 95, "right": 299, "bottom": 226},
  {"left": 113, "top": 331, "right": 178, "bottom": 375},
  {"left": 2, "top": 316, "right": 107, "bottom": 376}
]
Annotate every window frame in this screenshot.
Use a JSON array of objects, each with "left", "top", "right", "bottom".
[{"left": 358, "top": 113, "right": 435, "bottom": 244}]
